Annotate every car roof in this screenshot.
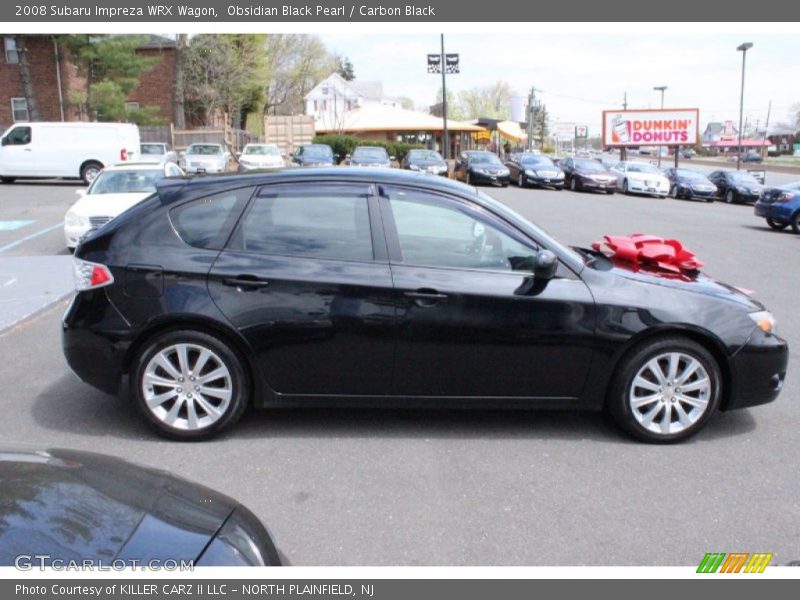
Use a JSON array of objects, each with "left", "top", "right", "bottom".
[{"left": 105, "top": 162, "right": 172, "bottom": 171}]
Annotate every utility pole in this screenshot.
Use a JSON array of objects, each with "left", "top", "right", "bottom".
[
  {"left": 620, "top": 91, "right": 628, "bottom": 161},
  {"left": 540, "top": 104, "right": 546, "bottom": 152},
  {"left": 736, "top": 42, "right": 753, "bottom": 171},
  {"left": 440, "top": 34, "right": 449, "bottom": 160},
  {"left": 527, "top": 86, "right": 536, "bottom": 152},
  {"left": 762, "top": 99, "right": 772, "bottom": 159}
]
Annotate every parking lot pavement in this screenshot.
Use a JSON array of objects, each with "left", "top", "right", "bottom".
[
  {"left": 0, "top": 181, "right": 798, "bottom": 566},
  {"left": 0, "top": 255, "right": 74, "bottom": 332}
]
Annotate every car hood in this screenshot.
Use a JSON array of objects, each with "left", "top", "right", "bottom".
[
  {"left": 626, "top": 171, "right": 667, "bottom": 181},
  {"left": 185, "top": 155, "right": 224, "bottom": 164},
  {"left": 0, "top": 446, "right": 237, "bottom": 565},
  {"left": 351, "top": 159, "right": 390, "bottom": 167},
  {"left": 578, "top": 169, "right": 614, "bottom": 178},
  {"left": 70, "top": 193, "right": 151, "bottom": 217},
  {"left": 581, "top": 250, "right": 763, "bottom": 311},
  {"left": 240, "top": 156, "right": 283, "bottom": 166}
]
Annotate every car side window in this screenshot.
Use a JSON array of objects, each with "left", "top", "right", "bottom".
[
  {"left": 232, "top": 186, "right": 373, "bottom": 262},
  {"left": 170, "top": 187, "right": 253, "bottom": 250},
  {"left": 4, "top": 126, "right": 31, "bottom": 145},
  {"left": 386, "top": 189, "right": 537, "bottom": 272}
]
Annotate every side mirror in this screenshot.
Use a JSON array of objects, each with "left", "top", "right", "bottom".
[{"left": 533, "top": 250, "right": 558, "bottom": 280}]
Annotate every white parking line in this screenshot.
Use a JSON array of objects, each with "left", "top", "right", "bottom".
[{"left": 0, "top": 222, "right": 63, "bottom": 253}]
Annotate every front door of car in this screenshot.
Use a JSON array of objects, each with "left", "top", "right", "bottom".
[
  {"left": 0, "top": 125, "right": 36, "bottom": 176},
  {"left": 208, "top": 183, "right": 397, "bottom": 396},
  {"left": 379, "top": 185, "right": 596, "bottom": 399}
]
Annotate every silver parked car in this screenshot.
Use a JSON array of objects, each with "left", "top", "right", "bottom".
[
  {"left": 181, "top": 143, "right": 230, "bottom": 174},
  {"left": 140, "top": 142, "right": 178, "bottom": 165}
]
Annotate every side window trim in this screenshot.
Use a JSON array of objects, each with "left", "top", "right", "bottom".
[{"left": 378, "top": 185, "right": 540, "bottom": 270}]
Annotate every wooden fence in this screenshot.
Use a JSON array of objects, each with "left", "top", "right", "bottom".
[{"left": 139, "top": 123, "right": 263, "bottom": 154}]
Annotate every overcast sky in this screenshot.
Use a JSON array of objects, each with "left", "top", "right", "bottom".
[{"left": 320, "top": 32, "right": 799, "bottom": 135}]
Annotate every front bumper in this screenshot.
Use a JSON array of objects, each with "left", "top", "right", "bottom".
[
  {"left": 627, "top": 179, "right": 669, "bottom": 196},
  {"left": 64, "top": 223, "right": 90, "bottom": 250},
  {"left": 469, "top": 171, "right": 510, "bottom": 185},
  {"left": 525, "top": 174, "right": 565, "bottom": 188},
  {"left": 679, "top": 184, "right": 717, "bottom": 199},
  {"left": 725, "top": 330, "right": 789, "bottom": 410},
  {"left": 186, "top": 164, "right": 226, "bottom": 174},
  {"left": 754, "top": 201, "right": 793, "bottom": 221},
  {"left": 579, "top": 177, "right": 617, "bottom": 191}
]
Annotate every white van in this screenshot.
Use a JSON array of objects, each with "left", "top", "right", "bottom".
[{"left": 0, "top": 122, "right": 140, "bottom": 185}]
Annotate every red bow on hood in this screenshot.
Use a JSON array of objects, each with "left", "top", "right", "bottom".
[{"left": 592, "top": 233, "right": 704, "bottom": 275}]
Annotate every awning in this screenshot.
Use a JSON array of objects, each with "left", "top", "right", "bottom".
[
  {"left": 314, "top": 104, "right": 483, "bottom": 134},
  {"left": 497, "top": 120, "right": 527, "bottom": 144}
]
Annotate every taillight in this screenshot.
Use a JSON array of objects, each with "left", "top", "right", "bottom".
[
  {"left": 120, "top": 148, "right": 128, "bottom": 161},
  {"left": 73, "top": 258, "right": 114, "bottom": 291}
]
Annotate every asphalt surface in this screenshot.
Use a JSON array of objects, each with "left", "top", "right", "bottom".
[{"left": 0, "top": 175, "right": 798, "bottom": 566}]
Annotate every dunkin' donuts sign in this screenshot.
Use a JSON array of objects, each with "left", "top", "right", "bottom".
[{"left": 602, "top": 109, "right": 699, "bottom": 147}]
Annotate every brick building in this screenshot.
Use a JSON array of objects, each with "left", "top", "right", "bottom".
[{"left": 0, "top": 34, "right": 177, "bottom": 131}]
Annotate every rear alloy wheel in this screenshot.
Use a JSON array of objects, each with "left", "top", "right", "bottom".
[
  {"left": 608, "top": 337, "right": 721, "bottom": 443},
  {"left": 80, "top": 161, "right": 103, "bottom": 186},
  {"left": 725, "top": 190, "right": 735, "bottom": 204},
  {"left": 133, "top": 330, "right": 249, "bottom": 440},
  {"left": 766, "top": 217, "right": 789, "bottom": 231}
]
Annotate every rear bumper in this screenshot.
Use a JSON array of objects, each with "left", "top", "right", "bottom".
[
  {"left": 62, "top": 291, "right": 132, "bottom": 395},
  {"left": 725, "top": 331, "right": 789, "bottom": 410}
]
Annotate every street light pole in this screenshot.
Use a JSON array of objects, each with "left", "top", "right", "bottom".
[
  {"left": 653, "top": 85, "right": 667, "bottom": 167},
  {"left": 736, "top": 42, "right": 753, "bottom": 171},
  {"left": 440, "top": 34, "right": 449, "bottom": 160}
]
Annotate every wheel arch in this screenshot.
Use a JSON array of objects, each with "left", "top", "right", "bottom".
[
  {"left": 603, "top": 324, "right": 732, "bottom": 410},
  {"left": 122, "top": 315, "right": 273, "bottom": 405}
]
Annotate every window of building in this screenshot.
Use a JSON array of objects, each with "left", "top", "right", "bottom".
[
  {"left": 125, "top": 102, "right": 140, "bottom": 112},
  {"left": 4, "top": 37, "right": 19, "bottom": 63},
  {"left": 313, "top": 100, "right": 318, "bottom": 111},
  {"left": 11, "top": 98, "right": 29, "bottom": 122}
]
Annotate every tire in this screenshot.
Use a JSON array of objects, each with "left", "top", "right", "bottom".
[
  {"left": 518, "top": 174, "right": 525, "bottom": 188},
  {"left": 792, "top": 212, "right": 800, "bottom": 234},
  {"left": 606, "top": 189, "right": 615, "bottom": 195},
  {"left": 669, "top": 185, "right": 679, "bottom": 199},
  {"left": 80, "top": 161, "right": 103, "bottom": 186},
  {"left": 767, "top": 217, "right": 789, "bottom": 231},
  {"left": 570, "top": 177, "right": 578, "bottom": 192},
  {"left": 725, "top": 189, "right": 735, "bottom": 204},
  {"left": 131, "top": 329, "right": 250, "bottom": 440},
  {"left": 465, "top": 172, "right": 471, "bottom": 186},
  {"left": 0, "top": 177, "right": 15, "bottom": 184},
  {"left": 607, "top": 336, "right": 721, "bottom": 443},
  {"left": 622, "top": 179, "right": 629, "bottom": 194}
]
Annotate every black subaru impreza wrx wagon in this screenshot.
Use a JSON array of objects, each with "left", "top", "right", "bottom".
[{"left": 63, "top": 168, "right": 787, "bottom": 443}]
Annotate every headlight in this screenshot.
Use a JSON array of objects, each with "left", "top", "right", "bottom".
[
  {"left": 736, "top": 186, "right": 748, "bottom": 193},
  {"left": 475, "top": 168, "right": 488, "bottom": 174},
  {"left": 748, "top": 310, "right": 776, "bottom": 334},
  {"left": 409, "top": 164, "right": 420, "bottom": 171},
  {"left": 525, "top": 169, "right": 536, "bottom": 177},
  {"left": 498, "top": 169, "right": 509, "bottom": 175},
  {"left": 438, "top": 165, "right": 448, "bottom": 172},
  {"left": 65, "top": 211, "right": 88, "bottom": 228}
]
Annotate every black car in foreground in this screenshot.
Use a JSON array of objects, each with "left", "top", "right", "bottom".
[
  {"left": 0, "top": 446, "right": 282, "bottom": 566},
  {"left": 708, "top": 170, "right": 764, "bottom": 204},
  {"left": 63, "top": 168, "right": 787, "bottom": 443},
  {"left": 560, "top": 157, "right": 617, "bottom": 193},
  {"left": 290, "top": 143, "right": 337, "bottom": 167},
  {"left": 453, "top": 151, "right": 510, "bottom": 186},
  {"left": 663, "top": 168, "right": 718, "bottom": 202},
  {"left": 505, "top": 153, "right": 564, "bottom": 189},
  {"left": 402, "top": 149, "right": 448, "bottom": 176}
]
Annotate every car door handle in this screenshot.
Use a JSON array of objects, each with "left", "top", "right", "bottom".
[
  {"left": 404, "top": 289, "right": 448, "bottom": 306},
  {"left": 222, "top": 276, "right": 270, "bottom": 290}
]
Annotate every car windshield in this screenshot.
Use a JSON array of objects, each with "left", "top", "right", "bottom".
[
  {"left": 304, "top": 145, "right": 333, "bottom": 159},
  {"left": 675, "top": 169, "right": 707, "bottom": 181},
  {"left": 574, "top": 159, "right": 605, "bottom": 172},
  {"left": 409, "top": 150, "right": 444, "bottom": 162},
  {"left": 140, "top": 144, "right": 165, "bottom": 155},
  {"left": 730, "top": 172, "right": 759, "bottom": 184},
  {"left": 520, "top": 155, "right": 555, "bottom": 167},
  {"left": 89, "top": 169, "right": 164, "bottom": 194},
  {"left": 779, "top": 181, "right": 800, "bottom": 191},
  {"left": 627, "top": 163, "right": 659, "bottom": 174},
  {"left": 186, "top": 144, "right": 222, "bottom": 156},
  {"left": 469, "top": 153, "right": 503, "bottom": 166},
  {"left": 352, "top": 147, "right": 388, "bottom": 161},
  {"left": 244, "top": 145, "right": 280, "bottom": 156}
]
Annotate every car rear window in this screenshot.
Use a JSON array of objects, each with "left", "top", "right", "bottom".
[
  {"left": 170, "top": 187, "right": 253, "bottom": 249},
  {"left": 232, "top": 187, "right": 373, "bottom": 262}
]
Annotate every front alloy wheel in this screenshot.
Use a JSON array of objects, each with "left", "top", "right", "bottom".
[
  {"left": 609, "top": 337, "right": 721, "bottom": 443},
  {"left": 133, "top": 330, "right": 249, "bottom": 439}
]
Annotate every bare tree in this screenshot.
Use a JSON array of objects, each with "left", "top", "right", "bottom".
[
  {"left": 15, "top": 36, "right": 41, "bottom": 121},
  {"left": 172, "top": 34, "right": 187, "bottom": 128}
]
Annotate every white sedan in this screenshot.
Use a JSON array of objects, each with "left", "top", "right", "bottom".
[
  {"left": 611, "top": 161, "right": 670, "bottom": 198},
  {"left": 64, "top": 162, "right": 183, "bottom": 250},
  {"left": 237, "top": 143, "right": 284, "bottom": 171}
]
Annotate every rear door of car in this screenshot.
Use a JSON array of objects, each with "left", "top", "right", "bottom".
[
  {"left": 378, "top": 184, "right": 595, "bottom": 399},
  {"left": 207, "top": 181, "right": 397, "bottom": 397}
]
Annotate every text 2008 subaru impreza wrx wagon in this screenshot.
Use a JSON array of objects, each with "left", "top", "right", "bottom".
[{"left": 63, "top": 168, "right": 788, "bottom": 443}]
